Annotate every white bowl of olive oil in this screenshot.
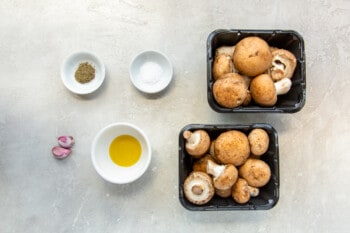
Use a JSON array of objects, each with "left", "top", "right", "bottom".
[{"left": 91, "top": 122, "right": 151, "bottom": 184}]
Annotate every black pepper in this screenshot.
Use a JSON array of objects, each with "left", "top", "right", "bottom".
[{"left": 75, "top": 62, "right": 95, "bottom": 83}]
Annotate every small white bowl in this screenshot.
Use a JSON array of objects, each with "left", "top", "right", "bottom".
[
  {"left": 91, "top": 122, "right": 151, "bottom": 184},
  {"left": 61, "top": 52, "right": 105, "bottom": 95},
  {"left": 130, "top": 50, "right": 173, "bottom": 94}
]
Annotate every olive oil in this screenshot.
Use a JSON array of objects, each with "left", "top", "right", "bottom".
[{"left": 109, "top": 135, "right": 142, "bottom": 167}]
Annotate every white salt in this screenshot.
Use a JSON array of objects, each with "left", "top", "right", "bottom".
[{"left": 138, "top": 61, "right": 163, "bottom": 84}]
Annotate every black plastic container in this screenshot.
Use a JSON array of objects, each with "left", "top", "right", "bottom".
[
  {"left": 179, "top": 123, "right": 279, "bottom": 211},
  {"left": 207, "top": 29, "right": 306, "bottom": 113}
]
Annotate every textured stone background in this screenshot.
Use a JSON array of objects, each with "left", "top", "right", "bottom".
[{"left": 0, "top": 0, "right": 349, "bottom": 232}]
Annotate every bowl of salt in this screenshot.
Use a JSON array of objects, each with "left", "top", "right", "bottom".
[{"left": 129, "top": 50, "right": 173, "bottom": 94}]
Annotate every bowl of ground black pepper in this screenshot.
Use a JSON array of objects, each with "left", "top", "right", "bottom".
[{"left": 61, "top": 52, "right": 105, "bottom": 95}]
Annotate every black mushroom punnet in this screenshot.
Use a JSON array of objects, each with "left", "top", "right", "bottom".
[
  {"left": 182, "top": 128, "right": 273, "bottom": 206},
  {"left": 211, "top": 36, "right": 298, "bottom": 109}
]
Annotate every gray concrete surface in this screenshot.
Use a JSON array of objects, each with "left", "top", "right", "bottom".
[{"left": 0, "top": 0, "right": 349, "bottom": 232}]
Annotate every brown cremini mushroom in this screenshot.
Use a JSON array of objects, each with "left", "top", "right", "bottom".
[
  {"left": 214, "top": 130, "right": 250, "bottom": 166},
  {"left": 270, "top": 49, "right": 297, "bottom": 81},
  {"left": 212, "top": 54, "right": 233, "bottom": 80},
  {"left": 183, "top": 171, "right": 215, "bottom": 205},
  {"left": 207, "top": 160, "right": 238, "bottom": 198},
  {"left": 232, "top": 178, "right": 251, "bottom": 204},
  {"left": 248, "top": 128, "right": 270, "bottom": 156},
  {"left": 232, "top": 178, "right": 261, "bottom": 204},
  {"left": 183, "top": 130, "right": 210, "bottom": 158},
  {"left": 239, "top": 158, "right": 271, "bottom": 188},
  {"left": 209, "top": 139, "right": 215, "bottom": 157},
  {"left": 233, "top": 37, "right": 272, "bottom": 77},
  {"left": 213, "top": 73, "right": 248, "bottom": 108},
  {"left": 250, "top": 74, "right": 277, "bottom": 106},
  {"left": 192, "top": 154, "right": 216, "bottom": 173}
]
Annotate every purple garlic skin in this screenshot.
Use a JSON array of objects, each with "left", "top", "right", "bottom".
[
  {"left": 58, "top": 136, "right": 75, "bottom": 148},
  {"left": 52, "top": 146, "right": 71, "bottom": 159}
]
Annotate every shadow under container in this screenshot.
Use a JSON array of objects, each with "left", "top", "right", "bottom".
[
  {"left": 207, "top": 29, "right": 306, "bottom": 113},
  {"left": 179, "top": 123, "right": 279, "bottom": 211}
]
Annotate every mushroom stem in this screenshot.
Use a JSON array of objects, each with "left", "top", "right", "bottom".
[
  {"left": 206, "top": 160, "right": 225, "bottom": 179},
  {"left": 275, "top": 78, "right": 292, "bottom": 95},
  {"left": 248, "top": 186, "right": 260, "bottom": 197},
  {"left": 192, "top": 184, "right": 204, "bottom": 195},
  {"left": 183, "top": 131, "right": 192, "bottom": 140}
]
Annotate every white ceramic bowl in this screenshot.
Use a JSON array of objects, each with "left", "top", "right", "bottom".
[
  {"left": 91, "top": 122, "right": 151, "bottom": 184},
  {"left": 61, "top": 52, "right": 105, "bottom": 95},
  {"left": 129, "top": 50, "right": 173, "bottom": 94}
]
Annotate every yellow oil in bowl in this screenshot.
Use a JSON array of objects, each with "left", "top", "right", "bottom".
[{"left": 109, "top": 135, "right": 142, "bottom": 167}]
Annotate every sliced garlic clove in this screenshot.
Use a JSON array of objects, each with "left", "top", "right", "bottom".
[
  {"left": 52, "top": 146, "right": 71, "bottom": 159},
  {"left": 58, "top": 136, "right": 75, "bottom": 148}
]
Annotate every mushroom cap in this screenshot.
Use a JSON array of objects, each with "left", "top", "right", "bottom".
[
  {"left": 248, "top": 128, "right": 270, "bottom": 156},
  {"left": 232, "top": 178, "right": 251, "bottom": 204},
  {"left": 183, "top": 130, "right": 210, "bottom": 158},
  {"left": 214, "top": 130, "right": 250, "bottom": 166},
  {"left": 250, "top": 74, "right": 277, "bottom": 106},
  {"left": 192, "top": 154, "right": 216, "bottom": 173},
  {"left": 183, "top": 171, "right": 215, "bottom": 205},
  {"left": 270, "top": 49, "right": 297, "bottom": 81},
  {"left": 212, "top": 54, "right": 233, "bottom": 80},
  {"left": 233, "top": 36, "right": 272, "bottom": 77},
  {"left": 239, "top": 158, "right": 271, "bottom": 188},
  {"left": 213, "top": 73, "right": 248, "bottom": 108},
  {"left": 213, "top": 164, "right": 238, "bottom": 190},
  {"left": 215, "top": 188, "right": 233, "bottom": 198}
]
